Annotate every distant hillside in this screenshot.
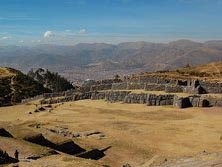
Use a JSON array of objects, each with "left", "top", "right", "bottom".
[
  {"left": 0, "top": 40, "right": 222, "bottom": 80},
  {"left": 0, "top": 67, "right": 50, "bottom": 106}
]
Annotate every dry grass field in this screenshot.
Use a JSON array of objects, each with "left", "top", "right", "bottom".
[
  {"left": 135, "top": 61, "right": 222, "bottom": 82},
  {"left": 1, "top": 100, "right": 222, "bottom": 166}
]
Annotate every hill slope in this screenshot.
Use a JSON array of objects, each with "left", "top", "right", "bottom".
[
  {"left": 0, "top": 67, "right": 50, "bottom": 106},
  {"left": 132, "top": 61, "right": 222, "bottom": 82}
]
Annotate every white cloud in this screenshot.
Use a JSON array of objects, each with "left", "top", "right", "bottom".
[
  {"left": 19, "top": 40, "right": 24, "bottom": 43},
  {"left": 1, "top": 36, "right": 11, "bottom": 40},
  {"left": 43, "top": 30, "right": 55, "bottom": 38},
  {"left": 77, "top": 29, "right": 87, "bottom": 35}
]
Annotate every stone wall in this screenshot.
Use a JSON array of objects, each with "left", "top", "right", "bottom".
[
  {"left": 91, "top": 91, "right": 131, "bottom": 102},
  {"left": 144, "top": 83, "right": 166, "bottom": 91},
  {"left": 91, "top": 91, "right": 174, "bottom": 106},
  {"left": 132, "top": 76, "right": 177, "bottom": 85},
  {"left": 91, "top": 92, "right": 106, "bottom": 100},
  {"left": 147, "top": 94, "right": 174, "bottom": 106},
  {"left": 126, "top": 82, "right": 145, "bottom": 90},
  {"left": 112, "top": 83, "right": 127, "bottom": 90},
  {"left": 40, "top": 92, "right": 92, "bottom": 105},
  {"left": 21, "top": 95, "right": 44, "bottom": 103},
  {"left": 124, "top": 93, "right": 147, "bottom": 104},
  {"left": 165, "top": 85, "right": 184, "bottom": 93},
  {"left": 173, "top": 95, "right": 222, "bottom": 108},
  {"left": 199, "top": 81, "right": 222, "bottom": 94},
  {"left": 90, "top": 83, "right": 112, "bottom": 91},
  {"left": 105, "top": 91, "right": 130, "bottom": 102},
  {"left": 110, "top": 78, "right": 222, "bottom": 95}
]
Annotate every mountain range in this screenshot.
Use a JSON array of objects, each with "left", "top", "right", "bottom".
[{"left": 1, "top": 40, "right": 222, "bottom": 80}]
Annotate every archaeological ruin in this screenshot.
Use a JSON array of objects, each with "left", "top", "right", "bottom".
[{"left": 21, "top": 75, "right": 222, "bottom": 109}]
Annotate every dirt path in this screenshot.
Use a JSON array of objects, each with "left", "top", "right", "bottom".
[
  {"left": 141, "top": 155, "right": 160, "bottom": 167},
  {"left": 9, "top": 76, "right": 16, "bottom": 103}
]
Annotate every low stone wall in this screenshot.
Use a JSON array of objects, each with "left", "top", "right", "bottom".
[
  {"left": 111, "top": 79, "right": 222, "bottom": 95},
  {"left": 147, "top": 94, "right": 174, "bottom": 106},
  {"left": 124, "top": 93, "right": 147, "bottom": 104},
  {"left": 131, "top": 76, "right": 177, "bottom": 85},
  {"left": 144, "top": 83, "right": 166, "bottom": 91},
  {"left": 126, "top": 82, "right": 145, "bottom": 90},
  {"left": 112, "top": 83, "right": 127, "bottom": 90},
  {"left": 200, "top": 95, "right": 222, "bottom": 107},
  {"left": 21, "top": 95, "right": 44, "bottom": 103},
  {"left": 91, "top": 92, "right": 106, "bottom": 100},
  {"left": 29, "top": 88, "right": 222, "bottom": 108},
  {"left": 40, "top": 92, "right": 92, "bottom": 105},
  {"left": 91, "top": 91, "right": 131, "bottom": 102},
  {"left": 90, "top": 83, "right": 112, "bottom": 91},
  {"left": 105, "top": 91, "right": 130, "bottom": 102},
  {"left": 22, "top": 89, "right": 78, "bottom": 103},
  {"left": 165, "top": 85, "right": 184, "bottom": 93},
  {"left": 91, "top": 91, "right": 174, "bottom": 106},
  {"left": 199, "top": 81, "right": 222, "bottom": 94},
  {"left": 173, "top": 95, "right": 222, "bottom": 108}
]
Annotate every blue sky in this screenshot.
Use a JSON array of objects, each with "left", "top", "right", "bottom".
[{"left": 0, "top": 0, "right": 222, "bottom": 45}]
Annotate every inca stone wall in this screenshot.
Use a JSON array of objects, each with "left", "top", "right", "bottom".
[
  {"left": 20, "top": 75, "right": 222, "bottom": 108},
  {"left": 123, "top": 93, "right": 147, "bottom": 104},
  {"left": 165, "top": 85, "right": 184, "bottom": 93},
  {"left": 126, "top": 82, "right": 145, "bottom": 90},
  {"left": 105, "top": 91, "right": 130, "bottom": 102},
  {"left": 144, "top": 84, "right": 166, "bottom": 91},
  {"left": 40, "top": 92, "right": 92, "bottom": 105},
  {"left": 173, "top": 95, "right": 222, "bottom": 108},
  {"left": 199, "top": 81, "right": 222, "bottom": 94},
  {"left": 91, "top": 91, "right": 174, "bottom": 106},
  {"left": 112, "top": 83, "right": 127, "bottom": 90},
  {"left": 21, "top": 95, "right": 44, "bottom": 103},
  {"left": 110, "top": 77, "right": 222, "bottom": 95},
  {"left": 146, "top": 94, "right": 174, "bottom": 106},
  {"left": 90, "top": 83, "right": 112, "bottom": 91},
  {"left": 91, "top": 91, "right": 131, "bottom": 102},
  {"left": 132, "top": 76, "right": 177, "bottom": 85}
]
